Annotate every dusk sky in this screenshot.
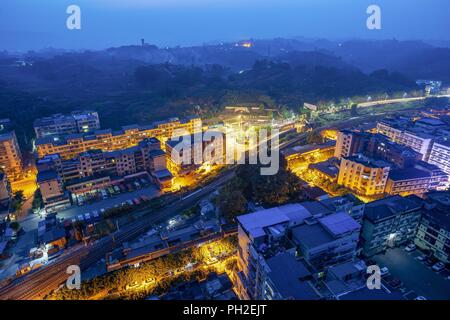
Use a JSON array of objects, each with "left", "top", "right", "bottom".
[{"left": 1, "top": 0, "right": 449, "bottom": 51}]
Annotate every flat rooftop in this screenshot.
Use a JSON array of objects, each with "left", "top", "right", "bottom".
[
  {"left": 265, "top": 252, "right": 319, "bottom": 300},
  {"left": 237, "top": 204, "right": 312, "bottom": 239}
]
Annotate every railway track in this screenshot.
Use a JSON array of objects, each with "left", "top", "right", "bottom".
[{"left": 0, "top": 171, "right": 234, "bottom": 300}]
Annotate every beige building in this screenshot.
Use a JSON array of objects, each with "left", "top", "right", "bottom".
[
  {"left": 337, "top": 155, "right": 391, "bottom": 196},
  {"left": 37, "top": 170, "right": 65, "bottom": 203},
  {"left": 36, "top": 117, "right": 201, "bottom": 160},
  {"left": 0, "top": 131, "right": 23, "bottom": 181}
]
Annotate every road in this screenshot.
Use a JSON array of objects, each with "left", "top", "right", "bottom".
[
  {"left": 0, "top": 98, "right": 439, "bottom": 299},
  {"left": 0, "top": 171, "right": 235, "bottom": 300},
  {"left": 356, "top": 94, "right": 450, "bottom": 108}
]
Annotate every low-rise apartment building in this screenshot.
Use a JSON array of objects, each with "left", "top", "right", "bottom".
[
  {"left": 235, "top": 202, "right": 362, "bottom": 300},
  {"left": 235, "top": 204, "right": 319, "bottom": 300},
  {"left": 415, "top": 191, "right": 450, "bottom": 264},
  {"left": 292, "top": 212, "right": 361, "bottom": 271},
  {"left": 337, "top": 155, "right": 391, "bottom": 196},
  {"left": 37, "top": 138, "right": 171, "bottom": 188},
  {"left": 36, "top": 117, "right": 201, "bottom": 160},
  {"left": 376, "top": 119, "right": 434, "bottom": 161},
  {"left": 428, "top": 140, "right": 450, "bottom": 176},
  {"left": 36, "top": 170, "right": 71, "bottom": 213},
  {"left": 33, "top": 110, "right": 100, "bottom": 139},
  {"left": 385, "top": 168, "right": 432, "bottom": 197},
  {"left": 361, "top": 195, "right": 423, "bottom": 256}
]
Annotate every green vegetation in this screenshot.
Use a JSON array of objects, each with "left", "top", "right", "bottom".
[
  {"left": 10, "top": 191, "right": 25, "bottom": 213},
  {"left": 216, "top": 157, "right": 305, "bottom": 222},
  {"left": 47, "top": 236, "right": 237, "bottom": 300},
  {"left": 31, "top": 189, "right": 43, "bottom": 212},
  {"left": 9, "top": 221, "right": 21, "bottom": 231}
]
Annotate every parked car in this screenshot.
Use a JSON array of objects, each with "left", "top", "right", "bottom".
[
  {"left": 380, "top": 267, "right": 390, "bottom": 277},
  {"left": 92, "top": 212, "right": 100, "bottom": 222},
  {"left": 388, "top": 278, "right": 403, "bottom": 289},
  {"left": 414, "top": 296, "right": 427, "bottom": 300},
  {"left": 405, "top": 244, "right": 416, "bottom": 252},
  {"left": 417, "top": 255, "right": 427, "bottom": 262},
  {"left": 432, "top": 262, "right": 445, "bottom": 272},
  {"left": 424, "top": 257, "right": 436, "bottom": 267}
]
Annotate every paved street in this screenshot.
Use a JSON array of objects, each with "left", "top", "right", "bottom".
[{"left": 374, "top": 248, "right": 450, "bottom": 300}]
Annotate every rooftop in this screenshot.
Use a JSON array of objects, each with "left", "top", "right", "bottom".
[
  {"left": 364, "top": 195, "right": 423, "bottom": 223},
  {"left": 37, "top": 170, "right": 59, "bottom": 183},
  {"left": 344, "top": 154, "right": 391, "bottom": 169},
  {"left": 237, "top": 204, "right": 312, "bottom": 239},
  {"left": 265, "top": 252, "right": 319, "bottom": 300},
  {"left": 388, "top": 168, "right": 431, "bottom": 181},
  {"left": 292, "top": 212, "right": 360, "bottom": 249}
]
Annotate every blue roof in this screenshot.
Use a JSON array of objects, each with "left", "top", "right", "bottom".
[
  {"left": 389, "top": 168, "right": 430, "bottom": 181},
  {"left": 319, "top": 212, "right": 361, "bottom": 237},
  {"left": 37, "top": 170, "right": 59, "bottom": 183}
]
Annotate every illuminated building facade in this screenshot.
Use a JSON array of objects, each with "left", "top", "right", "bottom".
[
  {"left": 165, "top": 132, "right": 224, "bottom": 175},
  {"left": 428, "top": 140, "right": 450, "bottom": 176},
  {"left": 36, "top": 117, "right": 201, "bottom": 160},
  {"left": 337, "top": 155, "right": 390, "bottom": 196},
  {"left": 37, "top": 138, "right": 170, "bottom": 189},
  {"left": 376, "top": 119, "right": 434, "bottom": 161},
  {"left": 0, "top": 131, "right": 23, "bottom": 181}
]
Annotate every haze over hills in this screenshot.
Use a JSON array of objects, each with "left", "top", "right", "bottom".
[{"left": 0, "top": 37, "right": 449, "bottom": 149}]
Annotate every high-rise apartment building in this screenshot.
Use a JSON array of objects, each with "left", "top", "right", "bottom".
[{"left": 0, "top": 131, "right": 23, "bottom": 181}]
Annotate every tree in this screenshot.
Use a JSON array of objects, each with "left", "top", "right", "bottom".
[
  {"left": 216, "top": 180, "right": 248, "bottom": 222},
  {"left": 10, "top": 191, "right": 25, "bottom": 213},
  {"left": 32, "top": 189, "right": 43, "bottom": 212},
  {"left": 234, "top": 157, "right": 305, "bottom": 207},
  {"left": 306, "top": 132, "right": 325, "bottom": 145},
  {"left": 9, "top": 221, "right": 20, "bottom": 231}
]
